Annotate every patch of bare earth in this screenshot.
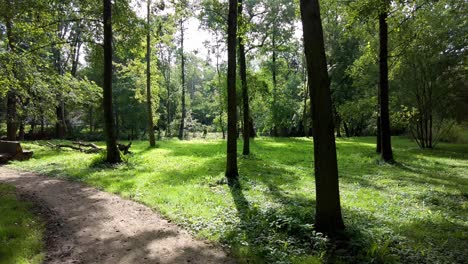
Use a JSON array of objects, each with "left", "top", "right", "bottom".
[{"left": 0, "top": 167, "right": 235, "bottom": 264}]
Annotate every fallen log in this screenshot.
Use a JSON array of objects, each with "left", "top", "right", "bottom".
[
  {"left": 41, "top": 141, "right": 131, "bottom": 155},
  {"left": 44, "top": 141, "right": 103, "bottom": 153}
]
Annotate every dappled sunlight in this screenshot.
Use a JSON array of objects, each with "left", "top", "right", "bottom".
[{"left": 8, "top": 137, "right": 468, "bottom": 263}]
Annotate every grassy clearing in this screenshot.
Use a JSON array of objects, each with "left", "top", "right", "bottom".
[
  {"left": 0, "top": 184, "right": 44, "bottom": 264},
  {"left": 9, "top": 137, "right": 468, "bottom": 263}
]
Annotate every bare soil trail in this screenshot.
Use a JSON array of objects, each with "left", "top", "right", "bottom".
[{"left": 0, "top": 167, "right": 235, "bottom": 264}]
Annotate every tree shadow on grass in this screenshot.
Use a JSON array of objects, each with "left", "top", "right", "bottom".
[
  {"left": 226, "top": 172, "right": 467, "bottom": 263},
  {"left": 225, "top": 178, "right": 374, "bottom": 263}
]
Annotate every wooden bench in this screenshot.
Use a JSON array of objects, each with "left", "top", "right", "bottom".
[{"left": 0, "top": 141, "right": 33, "bottom": 163}]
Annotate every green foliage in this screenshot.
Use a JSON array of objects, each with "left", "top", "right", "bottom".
[
  {"left": 338, "top": 97, "right": 376, "bottom": 136},
  {"left": 9, "top": 137, "right": 468, "bottom": 263},
  {"left": 0, "top": 184, "right": 44, "bottom": 264}
]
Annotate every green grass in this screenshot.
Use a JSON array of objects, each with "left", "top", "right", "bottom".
[
  {"left": 9, "top": 137, "right": 468, "bottom": 263},
  {"left": 0, "top": 184, "right": 44, "bottom": 264}
]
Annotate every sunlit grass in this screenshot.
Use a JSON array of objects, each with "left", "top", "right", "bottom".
[
  {"left": 9, "top": 137, "right": 468, "bottom": 263},
  {"left": 0, "top": 184, "right": 44, "bottom": 264}
]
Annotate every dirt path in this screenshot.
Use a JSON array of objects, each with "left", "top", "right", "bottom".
[{"left": 0, "top": 167, "right": 235, "bottom": 264}]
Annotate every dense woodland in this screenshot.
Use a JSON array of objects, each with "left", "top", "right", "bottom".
[
  {"left": 0, "top": 0, "right": 467, "bottom": 263},
  {"left": 1, "top": 0, "right": 466, "bottom": 144}
]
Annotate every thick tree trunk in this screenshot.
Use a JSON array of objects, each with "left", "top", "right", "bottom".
[
  {"left": 238, "top": 0, "right": 250, "bottom": 155},
  {"left": 178, "top": 19, "right": 186, "bottom": 140},
  {"left": 146, "top": 0, "right": 156, "bottom": 147},
  {"left": 225, "top": 0, "right": 239, "bottom": 180},
  {"left": 300, "top": 0, "right": 344, "bottom": 235},
  {"left": 379, "top": 0, "right": 394, "bottom": 162},
  {"left": 103, "top": 0, "right": 121, "bottom": 163}
]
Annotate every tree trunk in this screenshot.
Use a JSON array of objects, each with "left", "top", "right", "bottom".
[
  {"left": 89, "top": 106, "right": 93, "bottom": 133},
  {"left": 336, "top": 117, "right": 342, "bottom": 138},
  {"left": 300, "top": 0, "right": 344, "bottom": 235},
  {"left": 103, "top": 0, "right": 121, "bottom": 163},
  {"left": 6, "top": 91, "right": 17, "bottom": 141},
  {"left": 215, "top": 37, "right": 226, "bottom": 140},
  {"left": 226, "top": 0, "right": 239, "bottom": 180},
  {"left": 5, "top": 10, "right": 17, "bottom": 141},
  {"left": 55, "top": 101, "right": 66, "bottom": 139},
  {"left": 178, "top": 19, "right": 186, "bottom": 140},
  {"left": 343, "top": 121, "right": 350, "bottom": 137},
  {"left": 379, "top": 0, "right": 394, "bottom": 162},
  {"left": 376, "top": 116, "right": 382, "bottom": 153},
  {"left": 146, "top": 0, "right": 156, "bottom": 147},
  {"left": 272, "top": 33, "right": 278, "bottom": 137},
  {"left": 238, "top": 0, "right": 250, "bottom": 155},
  {"left": 54, "top": 21, "right": 67, "bottom": 139},
  {"left": 18, "top": 121, "right": 25, "bottom": 141}
]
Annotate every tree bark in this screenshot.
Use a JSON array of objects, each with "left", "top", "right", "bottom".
[
  {"left": 376, "top": 116, "right": 382, "bottom": 153},
  {"left": 376, "top": 83, "right": 382, "bottom": 152},
  {"left": 226, "top": 0, "right": 239, "bottom": 180},
  {"left": 178, "top": 19, "right": 186, "bottom": 140},
  {"left": 300, "top": 0, "right": 344, "bottom": 235},
  {"left": 5, "top": 8, "right": 17, "bottom": 141},
  {"left": 146, "top": 0, "right": 156, "bottom": 147},
  {"left": 379, "top": 0, "right": 394, "bottom": 162},
  {"left": 272, "top": 32, "right": 278, "bottom": 137},
  {"left": 103, "top": 0, "right": 121, "bottom": 163},
  {"left": 215, "top": 37, "right": 226, "bottom": 140},
  {"left": 238, "top": 0, "right": 250, "bottom": 155}
]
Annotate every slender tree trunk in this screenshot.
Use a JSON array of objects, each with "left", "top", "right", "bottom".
[
  {"left": 146, "top": 0, "right": 156, "bottom": 147},
  {"left": 103, "top": 0, "right": 121, "bottom": 163},
  {"left": 376, "top": 84, "right": 382, "bottom": 153},
  {"left": 89, "top": 106, "right": 93, "bottom": 133},
  {"left": 54, "top": 20, "right": 67, "bottom": 139},
  {"left": 40, "top": 115, "right": 45, "bottom": 135},
  {"left": 18, "top": 121, "right": 25, "bottom": 141},
  {"left": 336, "top": 117, "right": 342, "bottom": 138},
  {"left": 6, "top": 91, "right": 17, "bottom": 141},
  {"left": 55, "top": 101, "right": 66, "bottom": 139},
  {"left": 5, "top": 10, "right": 17, "bottom": 141},
  {"left": 238, "top": 0, "right": 250, "bottom": 155},
  {"left": 166, "top": 80, "right": 171, "bottom": 137},
  {"left": 272, "top": 33, "right": 278, "bottom": 136},
  {"left": 376, "top": 116, "right": 382, "bottom": 153},
  {"left": 300, "top": 0, "right": 344, "bottom": 235},
  {"left": 164, "top": 51, "right": 172, "bottom": 137},
  {"left": 343, "top": 121, "right": 350, "bottom": 137},
  {"left": 302, "top": 74, "right": 309, "bottom": 137},
  {"left": 215, "top": 39, "right": 226, "bottom": 140},
  {"left": 226, "top": 0, "right": 239, "bottom": 180},
  {"left": 178, "top": 19, "right": 186, "bottom": 140},
  {"left": 379, "top": 0, "right": 394, "bottom": 162}
]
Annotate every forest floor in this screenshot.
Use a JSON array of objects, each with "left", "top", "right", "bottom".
[
  {"left": 3, "top": 137, "right": 468, "bottom": 263},
  {"left": 0, "top": 167, "right": 233, "bottom": 264}
]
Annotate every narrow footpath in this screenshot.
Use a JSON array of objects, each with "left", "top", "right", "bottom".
[{"left": 0, "top": 167, "right": 234, "bottom": 264}]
